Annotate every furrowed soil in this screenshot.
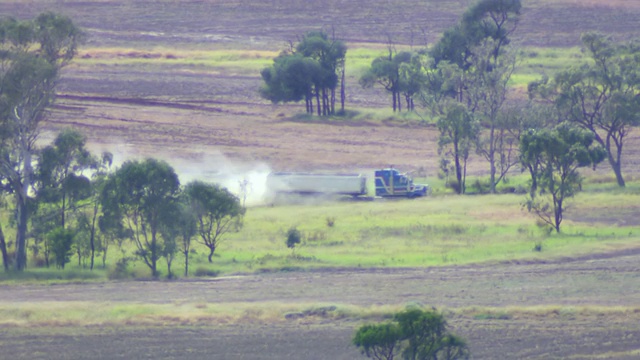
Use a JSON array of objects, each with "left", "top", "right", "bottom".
[
  {"left": 1, "top": 0, "right": 640, "bottom": 359},
  {"left": 2, "top": 253, "right": 640, "bottom": 359}
]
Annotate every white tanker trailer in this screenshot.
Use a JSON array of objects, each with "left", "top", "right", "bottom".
[
  {"left": 267, "top": 172, "right": 367, "bottom": 196},
  {"left": 267, "top": 168, "right": 429, "bottom": 198}
]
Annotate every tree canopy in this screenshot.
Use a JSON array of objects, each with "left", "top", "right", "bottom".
[
  {"left": 0, "top": 12, "right": 82, "bottom": 271},
  {"left": 520, "top": 123, "right": 606, "bottom": 232},
  {"left": 260, "top": 30, "right": 347, "bottom": 116}
]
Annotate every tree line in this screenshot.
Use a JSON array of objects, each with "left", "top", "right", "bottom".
[
  {"left": 0, "top": 13, "right": 244, "bottom": 276},
  {"left": 261, "top": 0, "right": 640, "bottom": 233}
]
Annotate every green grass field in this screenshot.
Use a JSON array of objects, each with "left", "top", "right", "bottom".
[{"left": 3, "top": 176, "right": 638, "bottom": 281}]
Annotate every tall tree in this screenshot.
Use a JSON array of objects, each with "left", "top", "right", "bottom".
[
  {"left": 423, "top": 0, "right": 521, "bottom": 194},
  {"left": 430, "top": 0, "right": 521, "bottom": 69},
  {"left": 101, "top": 158, "right": 180, "bottom": 277},
  {"left": 437, "top": 103, "right": 478, "bottom": 194},
  {"left": 260, "top": 30, "right": 346, "bottom": 116},
  {"left": 353, "top": 308, "right": 469, "bottom": 360},
  {"left": 0, "top": 13, "right": 82, "bottom": 271},
  {"left": 520, "top": 123, "right": 606, "bottom": 232},
  {"left": 361, "top": 50, "right": 418, "bottom": 112},
  {"left": 184, "top": 181, "right": 244, "bottom": 263},
  {"left": 531, "top": 33, "right": 640, "bottom": 187},
  {"left": 37, "top": 129, "right": 94, "bottom": 229},
  {"left": 468, "top": 40, "right": 518, "bottom": 193}
]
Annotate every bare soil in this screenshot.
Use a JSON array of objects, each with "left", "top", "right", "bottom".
[
  {"left": 2, "top": 251, "right": 640, "bottom": 359},
  {"left": 1, "top": 1, "right": 640, "bottom": 359}
]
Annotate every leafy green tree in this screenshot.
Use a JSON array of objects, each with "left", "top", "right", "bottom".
[
  {"left": 0, "top": 13, "right": 82, "bottom": 271},
  {"left": 361, "top": 50, "right": 416, "bottom": 112},
  {"left": 430, "top": 0, "right": 521, "bottom": 69},
  {"left": 48, "top": 227, "right": 74, "bottom": 269},
  {"left": 530, "top": 33, "right": 640, "bottom": 187},
  {"left": 158, "top": 198, "right": 197, "bottom": 278},
  {"left": 174, "top": 199, "right": 197, "bottom": 277},
  {"left": 467, "top": 40, "right": 519, "bottom": 193},
  {"left": 353, "top": 308, "right": 469, "bottom": 360},
  {"left": 260, "top": 53, "right": 321, "bottom": 112},
  {"left": 520, "top": 123, "right": 607, "bottom": 232},
  {"left": 184, "top": 181, "right": 244, "bottom": 263},
  {"left": 353, "top": 323, "right": 403, "bottom": 360},
  {"left": 101, "top": 158, "right": 180, "bottom": 277},
  {"left": 37, "top": 129, "right": 95, "bottom": 229},
  {"left": 83, "top": 152, "right": 113, "bottom": 270},
  {"left": 296, "top": 31, "right": 347, "bottom": 115},
  {"left": 261, "top": 30, "right": 346, "bottom": 116},
  {"left": 437, "top": 103, "right": 479, "bottom": 194}
]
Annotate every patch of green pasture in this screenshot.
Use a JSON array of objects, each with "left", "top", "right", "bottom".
[
  {"left": 77, "top": 48, "right": 277, "bottom": 72},
  {"left": 2, "top": 300, "right": 639, "bottom": 328},
  {"left": 206, "top": 191, "right": 640, "bottom": 273},
  {"left": 0, "top": 267, "right": 105, "bottom": 284}
]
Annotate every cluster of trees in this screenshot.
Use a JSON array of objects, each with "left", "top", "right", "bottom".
[
  {"left": 0, "top": 13, "right": 244, "bottom": 276},
  {"left": 261, "top": 0, "right": 640, "bottom": 233},
  {"left": 260, "top": 31, "right": 347, "bottom": 116},
  {"left": 353, "top": 308, "right": 469, "bottom": 360}
]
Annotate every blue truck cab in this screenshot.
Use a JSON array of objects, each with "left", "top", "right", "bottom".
[{"left": 374, "top": 168, "right": 429, "bottom": 198}]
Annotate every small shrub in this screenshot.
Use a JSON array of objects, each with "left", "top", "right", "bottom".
[
  {"left": 194, "top": 266, "right": 220, "bottom": 277},
  {"left": 446, "top": 180, "right": 461, "bottom": 194},
  {"left": 533, "top": 242, "right": 543, "bottom": 252},
  {"left": 286, "top": 227, "right": 302, "bottom": 252},
  {"left": 326, "top": 216, "right": 336, "bottom": 227},
  {"left": 108, "top": 257, "right": 134, "bottom": 280}
]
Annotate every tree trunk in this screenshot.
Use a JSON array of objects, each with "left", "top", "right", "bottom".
[
  {"left": 453, "top": 142, "right": 463, "bottom": 195},
  {"left": 14, "top": 193, "right": 28, "bottom": 271},
  {"left": 554, "top": 196, "right": 563, "bottom": 233},
  {"left": 184, "top": 250, "right": 189, "bottom": 277},
  {"left": 340, "top": 65, "right": 345, "bottom": 112},
  {"left": 392, "top": 91, "right": 397, "bottom": 112},
  {"left": 0, "top": 224, "right": 9, "bottom": 271},
  {"left": 207, "top": 247, "right": 215, "bottom": 263},
  {"left": 315, "top": 87, "right": 321, "bottom": 116},
  {"left": 330, "top": 88, "right": 335, "bottom": 115},
  {"left": 89, "top": 203, "right": 98, "bottom": 270},
  {"left": 607, "top": 138, "right": 625, "bottom": 187}
]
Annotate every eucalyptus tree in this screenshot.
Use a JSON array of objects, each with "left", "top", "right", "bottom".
[
  {"left": 520, "top": 123, "right": 606, "bottom": 233},
  {"left": 424, "top": 0, "right": 521, "bottom": 193},
  {"left": 80, "top": 151, "right": 113, "bottom": 270},
  {"left": 101, "top": 158, "right": 180, "bottom": 277},
  {"left": 353, "top": 308, "right": 469, "bottom": 360},
  {"left": 430, "top": 0, "right": 521, "bottom": 69},
  {"left": 37, "top": 129, "right": 94, "bottom": 229},
  {"left": 468, "top": 40, "right": 519, "bottom": 193},
  {"left": 0, "top": 13, "right": 82, "bottom": 270},
  {"left": 530, "top": 33, "right": 640, "bottom": 187},
  {"left": 437, "top": 103, "right": 478, "bottom": 194},
  {"left": 260, "top": 53, "right": 321, "bottom": 113},
  {"left": 184, "top": 180, "right": 244, "bottom": 263},
  {"left": 360, "top": 50, "right": 417, "bottom": 112},
  {"left": 260, "top": 30, "right": 346, "bottom": 116}
]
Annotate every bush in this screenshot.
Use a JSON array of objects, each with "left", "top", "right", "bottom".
[
  {"left": 353, "top": 308, "right": 470, "bottom": 360},
  {"left": 194, "top": 266, "right": 220, "bottom": 277},
  {"left": 326, "top": 216, "right": 336, "bottom": 227},
  {"left": 286, "top": 227, "right": 302, "bottom": 251},
  {"left": 108, "top": 257, "right": 134, "bottom": 280}
]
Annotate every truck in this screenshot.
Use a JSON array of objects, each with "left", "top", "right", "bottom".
[{"left": 266, "top": 168, "right": 429, "bottom": 199}]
